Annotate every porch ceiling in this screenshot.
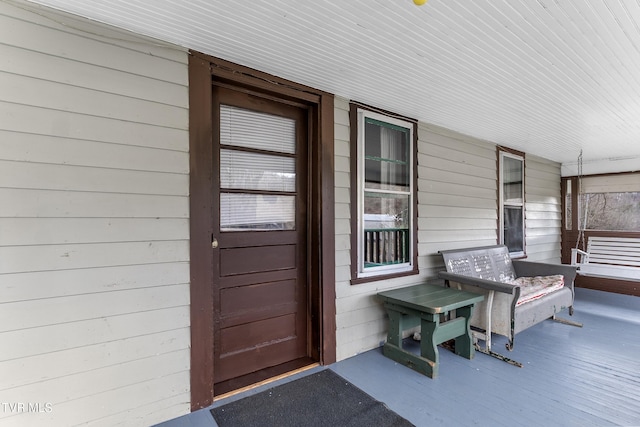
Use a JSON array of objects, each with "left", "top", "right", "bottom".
[{"left": 26, "top": 0, "right": 640, "bottom": 175}]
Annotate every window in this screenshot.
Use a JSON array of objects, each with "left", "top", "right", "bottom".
[
  {"left": 499, "top": 149, "right": 525, "bottom": 256},
  {"left": 577, "top": 174, "right": 640, "bottom": 231},
  {"left": 350, "top": 105, "right": 418, "bottom": 282},
  {"left": 564, "top": 178, "right": 572, "bottom": 230}
]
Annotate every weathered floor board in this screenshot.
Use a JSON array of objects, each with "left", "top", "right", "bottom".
[{"left": 159, "top": 288, "right": 640, "bottom": 427}]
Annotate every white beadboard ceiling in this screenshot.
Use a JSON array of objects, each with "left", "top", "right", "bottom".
[{"left": 24, "top": 0, "right": 640, "bottom": 175}]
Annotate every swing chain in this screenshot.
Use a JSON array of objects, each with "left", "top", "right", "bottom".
[{"left": 575, "top": 150, "right": 585, "bottom": 251}]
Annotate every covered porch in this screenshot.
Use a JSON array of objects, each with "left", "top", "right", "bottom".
[
  {"left": 162, "top": 287, "right": 640, "bottom": 426},
  {"left": 3, "top": 1, "right": 640, "bottom": 425}
]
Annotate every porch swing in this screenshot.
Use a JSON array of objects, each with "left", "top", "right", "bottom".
[{"left": 570, "top": 151, "right": 640, "bottom": 282}]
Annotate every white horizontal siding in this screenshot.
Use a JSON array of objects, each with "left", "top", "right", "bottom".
[
  {"left": 0, "top": 241, "right": 188, "bottom": 274},
  {"left": 525, "top": 154, "right": 563, "bottom": 262},
  {"left": 0, "top": 131, "right": 188, "bottom": 173},
  {"left": 334, "top": 101, "right": 563, "bottom": 362},
  {"left": 1, "top": 372, "right": 190, "bottom": 427},
  {"left": 0, "top": 72, "right": 187, "bottom": 129},
  {"left": 0, "top": 284, "right": 189, "bottom": 332},
  {"left": 0, "top": 350, "right": 189, "bottom": 409},
  {"left": 0, "top": 101, "right": 187, "bottom": 150},
  {"left": 1, "top": 328, "right": 189, "bottom": 389},
  {"left": 0, "top": 189, "right": 188, "bottom": 218},
  {"left": 0, "top": 160, "right": 187, "bottom": 195},
  {"left": 1, "top": 307, "right": 189, "bottom": 362},
  {"left": 0, "top": 2, "right": 190, "bottom": 426},
  {"left": 418, "top": 123, "right": 499, "bottom": 254},
  {"left": 1, "top": 218, "right": 188, "bottom": 246},
  {"left": 0, "top": 264, "right": 189, "bottom": 303},
  {"left": 0, "top": 43, "right": 187, "bottom": 107},
  {"left": 86, "top": 392, "right": 191, "bottom": 427}
]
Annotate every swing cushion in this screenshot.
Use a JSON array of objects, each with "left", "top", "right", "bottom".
[{"left": 509, "top": 275, "right": 565, "bottom": 306}]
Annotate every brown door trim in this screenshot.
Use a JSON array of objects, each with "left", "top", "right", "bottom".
[
  {"left": 188, "top": 51, "right": 335, "bottom": 410},
  {"left": 188, "top": 53, "right": 215, "bottom": 411}
]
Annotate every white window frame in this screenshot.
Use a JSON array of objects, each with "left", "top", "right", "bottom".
[
  {"left": 356, "top": 109, "right": 414, "bottom": 278},
  {"left": 499, "top": 150, "right": 525, "bottom": 257}
]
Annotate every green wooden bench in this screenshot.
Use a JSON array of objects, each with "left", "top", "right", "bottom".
[{"left": 377, "top": 284, "right": 484, "bottom": 378}]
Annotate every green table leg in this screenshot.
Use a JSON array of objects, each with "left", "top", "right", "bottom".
[
  {"left": 382, "top": 306, "right": 437, "bottom": 378},
  {"left": 386, "top": 308, "right": 403, "bottom": 347},
  {"left": 420, "top": 313, "right": 439, "bottom": 377},
  {"left": 453, "top": 304, "right": 475, "bottom": 359}
]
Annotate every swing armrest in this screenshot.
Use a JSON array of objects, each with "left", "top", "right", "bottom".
[
  {"left": 439, "top": 271, "right": 519, "bottom": 295},
  {"left": 571, "top": 248, "right": 588, "bottom": 265}
]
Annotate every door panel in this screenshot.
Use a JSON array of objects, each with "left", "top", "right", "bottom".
[
  {"left": 220, "top": 314, "right": 298, "bottom": 355},
  {"left": 219, "top": 279, "right": 297, "bottom": 325},
  {"left": 217, "top": 317, "right": 301, "bottom": 381},
  {"left": 219, "top": 244, "right": 296, "bottom": 276},
  {"left": 212, "top": 85, "right": 309, "bottom": 386}
]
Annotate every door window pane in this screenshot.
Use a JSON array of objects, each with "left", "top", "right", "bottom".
[
  {"left": 220, "top": 105, "right": 295, "bottom": 154},
  {"left": 221, "top": 149, "right": 295, "bottom": 192},
  {"left": 220, "top": 193, "right": 295, "bottom": 231}
]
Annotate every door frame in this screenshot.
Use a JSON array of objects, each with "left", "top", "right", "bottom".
[{"left": 188, "top": 51, "right": 336, "bottom": 410}]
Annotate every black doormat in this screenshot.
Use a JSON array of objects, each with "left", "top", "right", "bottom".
[{"left": 211, "top": 369, "right": 414, "bottom": 427}]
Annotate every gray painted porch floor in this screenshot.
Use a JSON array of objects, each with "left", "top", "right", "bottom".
[{"left": 158, "top": 288, "right": 640, "bottom": 427}]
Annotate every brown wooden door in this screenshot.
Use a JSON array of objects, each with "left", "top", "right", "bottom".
[{"left": 212, "top": 85, "right": 309, "bottom": 387}]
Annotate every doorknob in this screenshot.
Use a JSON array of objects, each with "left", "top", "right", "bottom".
[{"left": 212, "top": 237, "right": 218, "bottom": 249}]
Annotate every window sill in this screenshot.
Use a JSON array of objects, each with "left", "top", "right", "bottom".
[{"left": 350, "top": 268, "right": 419, "bottom": 285}]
